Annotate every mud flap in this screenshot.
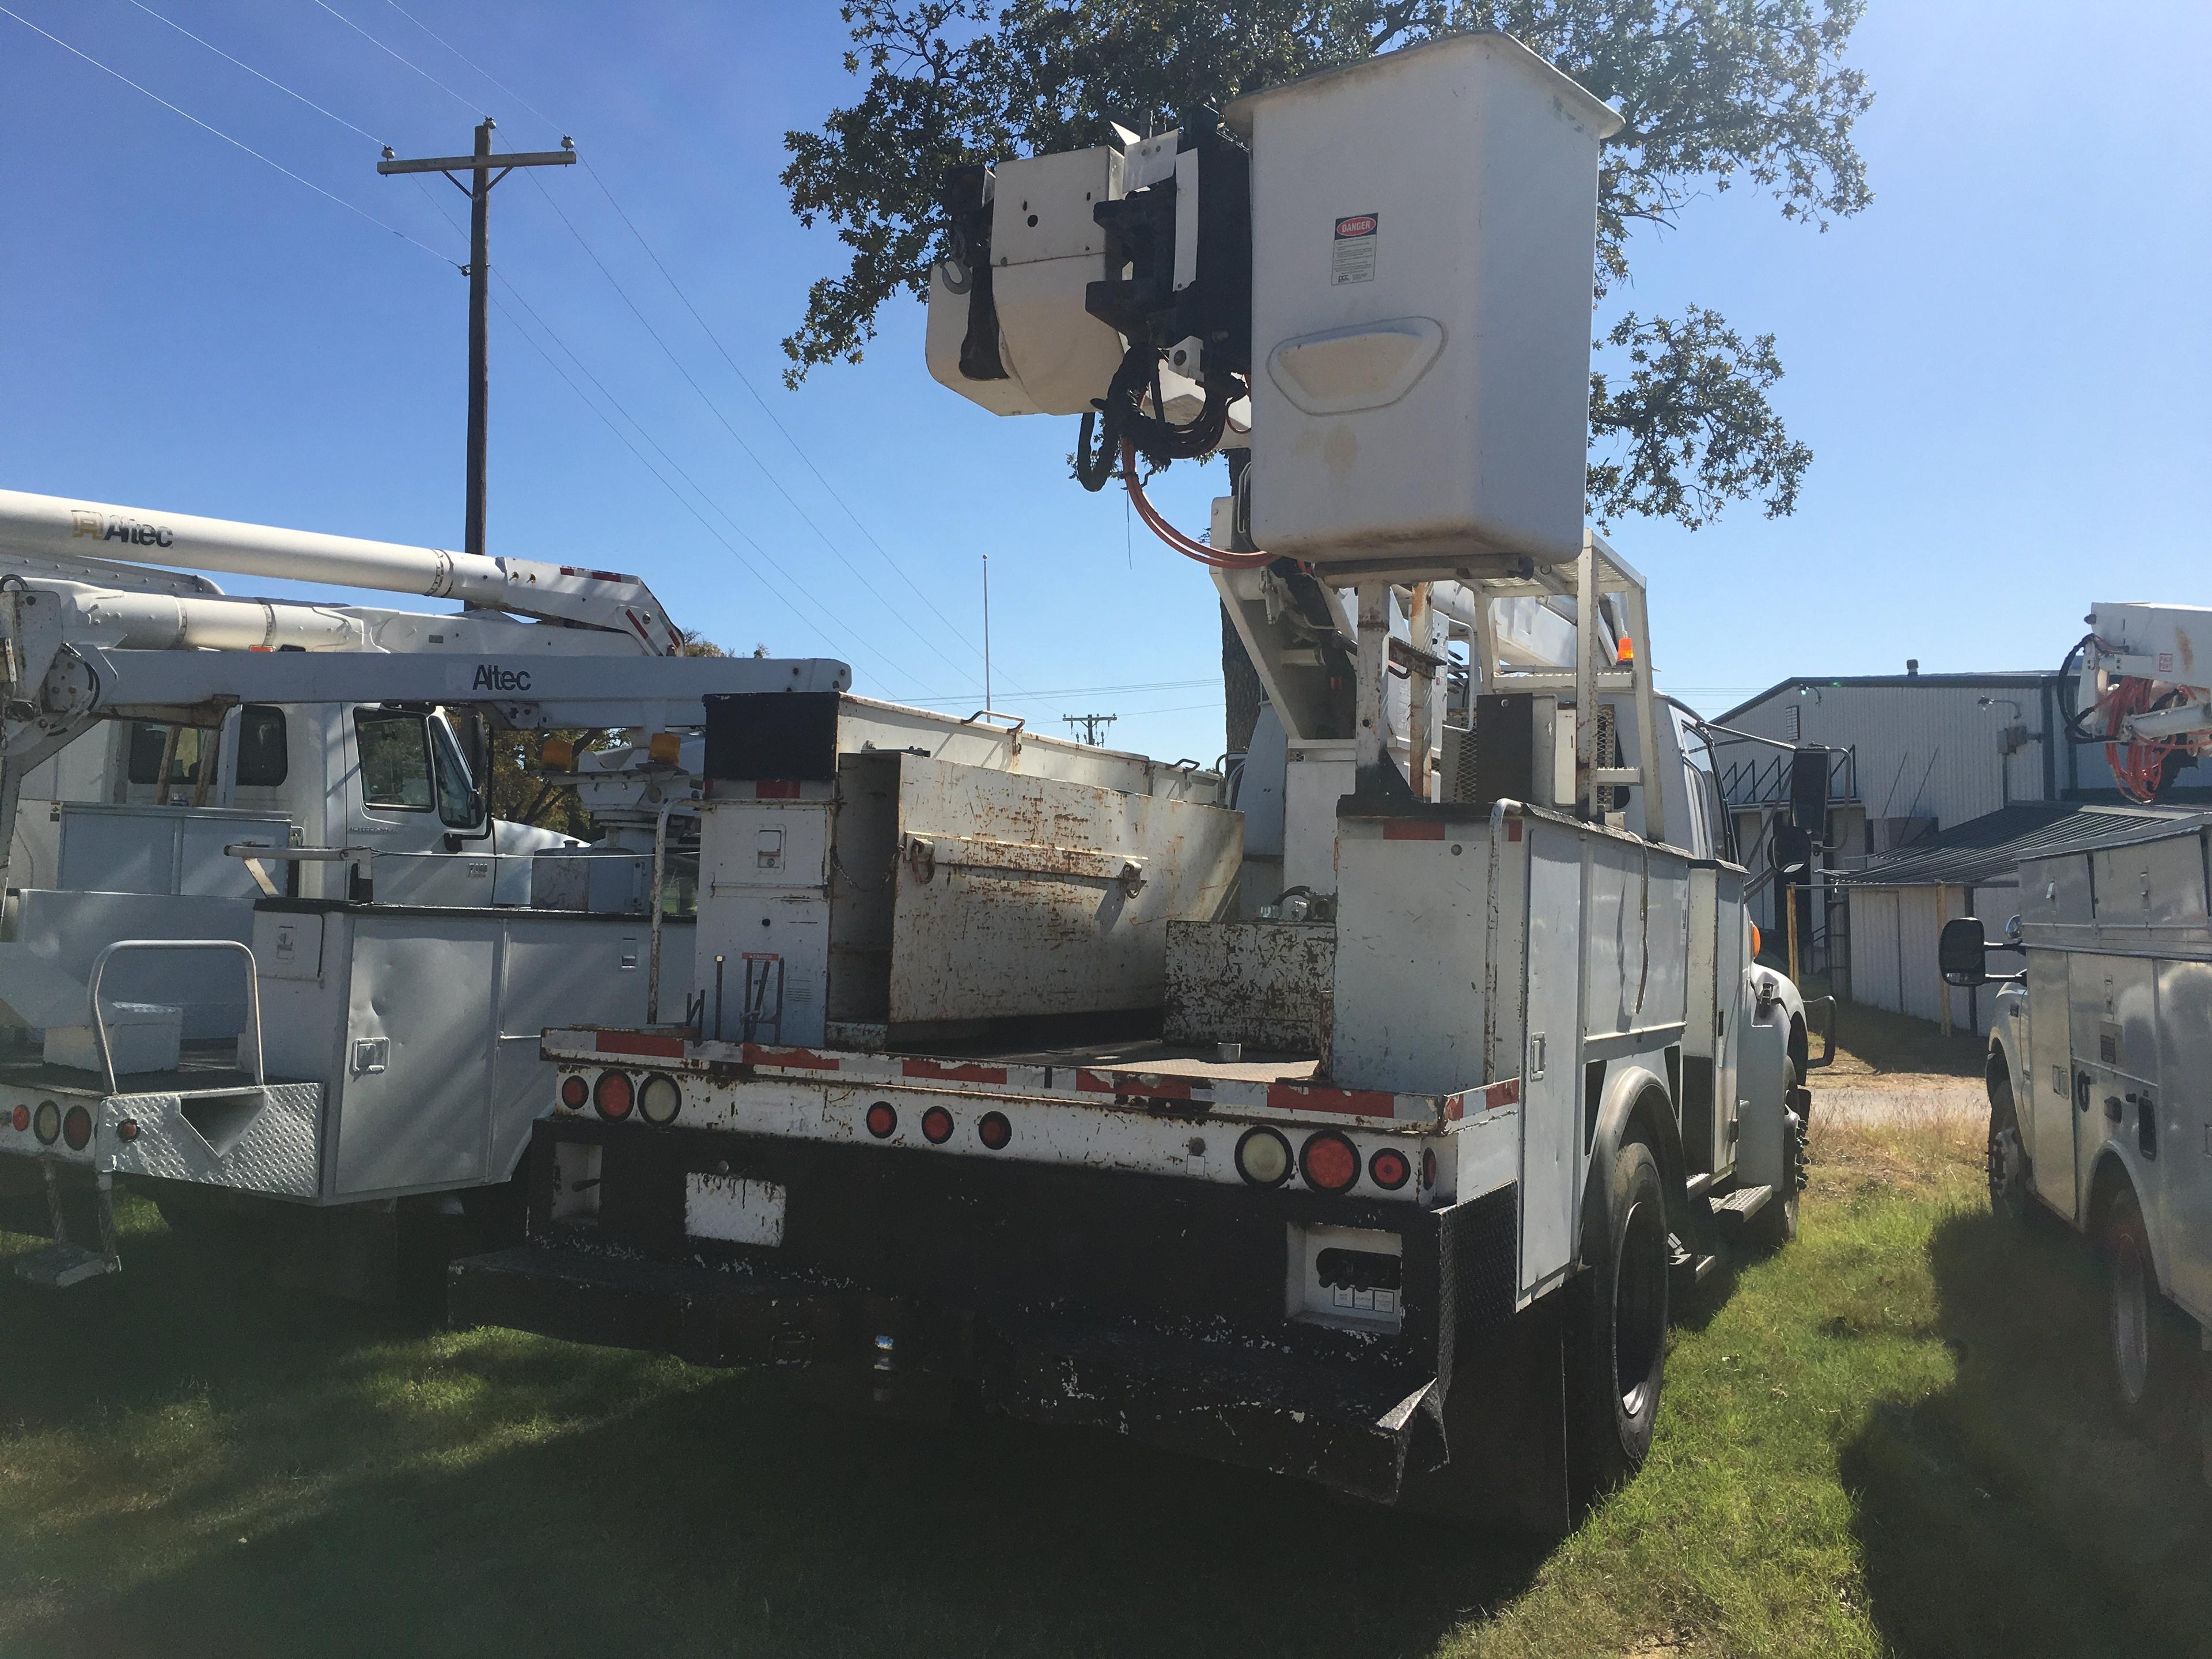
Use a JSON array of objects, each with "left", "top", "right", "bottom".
[{"left": 1400, "top": 1291, "right": 1571, "bottom": 1537}]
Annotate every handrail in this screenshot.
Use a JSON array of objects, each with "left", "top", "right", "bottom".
[
  {"left": 85, "top": 938, "right": 265, "bottom": 1095},
  {"left": 647, "top": 798, "right": 702, "bottom": 1023}
]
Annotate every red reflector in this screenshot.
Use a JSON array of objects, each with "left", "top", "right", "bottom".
[
  {"left": 62, "top": 1105, "right": 92, "bottom": 1151},
  {"left": 1300, "top": 1131, "right": 1359, "bottom": 1193},
  {"left": 593, "top": 1070, "right": 634, "bottom": 1121},
  {"left": 559, "top": 1074, "right": 589, "bottom": 1110},
  {"left": 865, "top": 1102, "right": 897, "bottom": 1139},
  {"left": 1369, "top": 1147, "right": 1411, "bottom": 1191},
  {"left": 118, "top": 1118, "right": 140, "bottom": 1143},
  {"left": 921, "top": 1106, "right": 954, "bottom": 1145},
  {"left": 1421, "top": 1148, "right": 1438, "bottom": 1190},
  {"left": 977, "top": 1111, "right": 1011, "bottom": 1150},
  {"left": 8, "top": 1105, "right": 25, "bottom": 1132}
]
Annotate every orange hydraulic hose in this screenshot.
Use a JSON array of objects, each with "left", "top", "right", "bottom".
[{"left": 1120, "top": 441, "right": 1277, "bottom": 570}]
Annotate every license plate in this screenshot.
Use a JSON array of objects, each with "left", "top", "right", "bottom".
[{"left": 684, "top": 1173, "right": 785, "bottom": 1246}]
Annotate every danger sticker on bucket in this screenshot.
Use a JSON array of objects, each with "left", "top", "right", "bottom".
[{"left": 1331, "top": 213, "right": 1377, "bottom": 285}]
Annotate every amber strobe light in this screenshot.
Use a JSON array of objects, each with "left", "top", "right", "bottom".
[
  {"left": 1235, "top": 1126, "right": 1292, "bottom": 1187},
  {"left": 559, "top": 1074, "right": 589, "bottom": 1111},
  {"left": 1300, "top": 1131, "right": 1360, "bottom": 1193},
  {"left": 592, "top": 1070, "right": 634, "bottom": 1121}
]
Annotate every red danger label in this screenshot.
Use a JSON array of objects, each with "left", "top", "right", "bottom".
[{"left": 1334, "top": 214, "right": 1377, "bottom": 238}]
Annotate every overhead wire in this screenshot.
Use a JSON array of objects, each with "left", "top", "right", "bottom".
[
  {"left": 75, "top": 0, "right": 912, "bottom": 680},
  {"left": 366, "top": 0, "right": 1015, "bottom": 688},
  {"left": 122, "top": 0, "right": 386, "bottom": 147},
  {"left": 306, "top": 0, "right": 479, "bottom": 115},
  {"left": 0, "top": 3, "right": 458, "bottom": 270}
]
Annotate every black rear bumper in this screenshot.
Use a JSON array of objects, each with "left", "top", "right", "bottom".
[{"left": 452, "top": 1119, "right": 1561, "bottom": 1512}]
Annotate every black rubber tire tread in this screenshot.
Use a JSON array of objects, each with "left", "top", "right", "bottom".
[
  {"left": 2101, "top": 1183, "right": 2188, "bottom": 1422},
  {"left": 1567, "top": 1134, "right": 1669, "bottom": 1509}
]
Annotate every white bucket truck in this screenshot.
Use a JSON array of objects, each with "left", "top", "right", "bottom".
[
  {"left": 0, "top": 486, "right": 855, "bottom": 1293},
  {"left": 457, "top": 33, "right": 1809, "bottom": 1527},
  {"left": 1946, "top": 601, "right": 2212, "bottom": 1472}
]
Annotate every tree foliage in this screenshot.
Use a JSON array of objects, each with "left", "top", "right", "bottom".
[{"left": 785, "top": 0, "right": 1869, "bottom": 529}]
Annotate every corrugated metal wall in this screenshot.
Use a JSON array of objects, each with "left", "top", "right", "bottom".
[
  {"left": 1844, "top": 883, "right": 2002, "bottom": 1036},
  {"left": 1725, "top": 681, "right": 2052, "bottom": 840}
]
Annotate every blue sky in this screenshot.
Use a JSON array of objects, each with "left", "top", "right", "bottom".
[{"left": 2, "top": 1, "right": 2206, "bottom": 763}]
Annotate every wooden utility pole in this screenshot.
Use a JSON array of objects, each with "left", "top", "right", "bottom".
[{"left": 378, "top": 120, "right": 575, "bottom": 556}]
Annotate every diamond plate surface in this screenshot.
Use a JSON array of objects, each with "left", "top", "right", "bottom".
[{"left": 99, "top": 1082, "right": 323, "bottom": 1198}]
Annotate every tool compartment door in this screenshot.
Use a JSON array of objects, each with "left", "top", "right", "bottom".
[
  {"left": 334, "top": 920, "right": 495, "bottom": 1195},
  {"left": 2024, "top": 948, "right": 2078, "bottom": 1219}
]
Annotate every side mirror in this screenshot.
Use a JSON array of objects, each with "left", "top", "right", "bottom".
[{"left": 1939, "top": 916, "right": 1987, "bottom": 987}]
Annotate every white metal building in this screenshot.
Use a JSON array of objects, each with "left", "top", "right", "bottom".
[{"left": 1708, "top": 667, "right": 2212, "bottom": 1017}]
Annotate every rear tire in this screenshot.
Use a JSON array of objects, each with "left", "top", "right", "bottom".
[
  {"left": 2102, "top": 1183, "right": 2183, "bottom": 1420},
  {"left": 1567, "top": 1135, "right": 1669, "bottom": 1505}
]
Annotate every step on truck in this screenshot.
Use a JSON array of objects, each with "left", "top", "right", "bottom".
[
  {"left": 456, "top": 32, "right": 1812, "bottom": 1524},
  {"left": 1946, "top": 600, "right": 2212, "bottom": 1477}
]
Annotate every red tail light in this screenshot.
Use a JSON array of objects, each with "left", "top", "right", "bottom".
[
  {"left": 559, "top": 1074, "right": 589, "bottom": 1111},
  {"left": 1300, "top": 1131, "right": 1359, "bottom": 1193},
  {"left": 62, "top": 1106, "right": 92, "bottom": 1152},
  {"left": 9, "top": 1105, "right": 26, "bottom": 1132},
  {"left": 1421, "top": 1148, "right": 1437, "bottom": 1190},
  {"left": 977, "top": 1111, "right": 1011, "bottom": 1150},
  {"left": 593, "top": 1071, "right": 634, "bottom": 1121},
  {"left": 921, "top": 1106, "right": 954, "bottom": 1145},
  {"left": 1368, "top": 1147, "right": 1411, "bottom": 1190},
  {"left": 118, "top": 1118, "right": 141, "bottom": 1143},
  {"left": 865, "top": 1102, "right": 897, "bottom": 1138}
]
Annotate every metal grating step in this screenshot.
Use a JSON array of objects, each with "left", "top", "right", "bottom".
[{"left": 1711, "top": 1184, "right": 1773, "bottom": 1221}]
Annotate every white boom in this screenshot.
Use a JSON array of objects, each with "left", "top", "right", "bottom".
[{"left": 0, "top": 489, "right": 681, "bottom": 654}]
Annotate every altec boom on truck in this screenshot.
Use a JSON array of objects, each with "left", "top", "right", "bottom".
[
  {"left": 454, "top": 33, "right": 1812, "bottom": 1526},
  {"left": 0, "top": 483, "right": 869, "bottom": 1292}
]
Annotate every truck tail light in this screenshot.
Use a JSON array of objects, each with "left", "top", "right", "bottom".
[
  {"left": 9, "top": 1105, "right": 26, "bottom": 1132},
  {"left": 638, "top": 1073, "right": 681, "bottom": 1126},
  {"left": 118, "top": 1118, "right": 141, "bottom": 1142},
  {"left": 1235, "top": 1126, "right": 1291, "bottom": 1187},
  {"left": 559, "top": 1074, "right": 589, "bottom": 1111},
  {"left": 593, "top": 1071, "right": 634, "bottom": 1121},
  {"left": 865, "top": 1102, "right": 897, "bottom": 1138},
  {"left": 62, "top": 1106, "right": 92, "bottom": 1151},
  {"left": 977, "top": 1111, "right": 1011, "bottom": 1150},
  {"left": 32, "top": 1101, "right": 60, "bottom": 1145},
  {"left": 1300, "top": 1131, "right": 1359, "bottom": 1193},
  {"left": 1368, "top": 1146, "right": 1411, "bottom": 1190},
  {"left": 921, "top": 1106, "right": 954, "bottom": 1144}
]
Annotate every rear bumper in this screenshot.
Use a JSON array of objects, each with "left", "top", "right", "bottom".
[
  {"left": 452, "top": 1118, "right": 1554, "bottom": 1508},
  {"left": 454, "top": 1239, "right": 1441, "bottom": 1501}
]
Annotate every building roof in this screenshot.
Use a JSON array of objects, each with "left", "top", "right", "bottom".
[
  {"left": 1829, "top": 802, "right": 2202, "bottom": 890},
  {"left": 1714, "top": 671, "right": 2050, "bottom": 725}
]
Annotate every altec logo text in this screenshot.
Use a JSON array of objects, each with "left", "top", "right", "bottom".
[
  {"left": 70, "top": 508, "right": 173, "bottom": 548},
  {"left": 472, "top": 664, "right": 532, "bottom": 691}
]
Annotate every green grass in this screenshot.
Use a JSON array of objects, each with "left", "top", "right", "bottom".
[{"left": 2, "top": 1111, "right": 2207, "bottom": 1658}]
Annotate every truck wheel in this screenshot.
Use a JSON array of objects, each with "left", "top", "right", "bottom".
[
  {"left": 1986, "top": 1071, "right": 2031, "bottom": 1225},
  {"left": 1568, "top": 1134, "right": 1669, "bottom": 1503},
  {"left": 1748, "top": 1059, "right": 1804, "bottom": 1251},
  {"left": 2103, "top": 1184, "right": 2183, "bottom": 1419}
]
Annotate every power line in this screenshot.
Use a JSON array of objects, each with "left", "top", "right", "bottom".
[
  {"left": 0, "top": 3, "right": 457, "bottom": 269},
  {"left": 520, "top": 171, "right": 984, "bottom": 691},
  {"left": 488, "top": 279, "right": 926, "bottom": 685},
  {"left": 306, "top": 0, "right": 479, "bottom": 115},
  {"left": 122, "top": 0, "right": 385, "bottom": 147},
  {"left": 360, "top": 0, "right": 1009, "bottom": 686}
]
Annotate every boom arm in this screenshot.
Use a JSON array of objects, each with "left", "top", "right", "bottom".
[{"left": 0, "top": 489, "right": 683, "bottom": 654}]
